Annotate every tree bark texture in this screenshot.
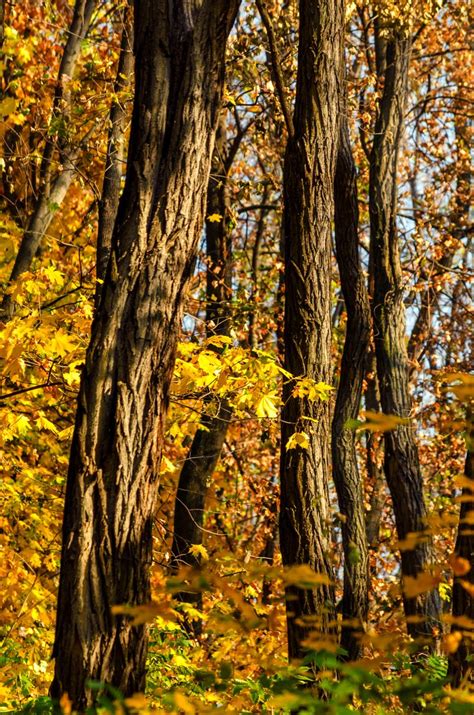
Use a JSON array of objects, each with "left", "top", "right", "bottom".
[
  {"left": 280, "top": 0, "right": 344, "bottom": 661},
  {"left": 332, "top": 113, "right": 371, "bottom": 661},
  {"left": 96, "top": 2, "right": 134, "bottom": 293},
  {"left": 369, "top": 33, "right": 441, "bottom": 640},
  {"left": 51, "top": 1, "right": 240, "bottom": 708},
  {"left": 170, "top": 118, "right": 233, "bottom": 622}
]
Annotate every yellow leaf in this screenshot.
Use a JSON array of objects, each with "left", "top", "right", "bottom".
[
  {"left": 207, "top": 213, "right": 223, "bottom": 223},
  {"left": 49, "top": 330, "right": 77, "bottom": 358},
  {"left": 123, "top": 693, "right": 148, "bottom": 711},
  {"left": 301, "top": 634, "right": 339, "bottom": 653},
  {"left": 36, "top": 415, "right": 59, "bottom": 434},
  {"left": 255, "top": 392, "right": 279, "bottom": 419},
  {"left": 442, "top": 631, "right": 462, "bottom": 654},
  {"left": 396, "top": 531, "right": 427, "bottom": 551},
  {"left": 160, "top": 455, "right": 176, "bottom": 474},
  {"left": 197, "top": 350, "right": 222, "bottom": 375},
  {"left": 284, "top": 564, "right": 332, "bottom": 589},
  {"left": 443, "top": 372, "right": 474, "bottom": 401},
  {"left": 188, "top": 544, "right": 209, "bottom": 562},
  {"left": 286, "top": 431, "right": 310, "bottom": 450},
  {"left": 403, "top": 572, "right": 441, "bottom": 598},
  {"left": 358, "top": 411, "right": 410, "bottom": 432},
  {"left": 293, "top": 378, "right": 333, "bottom": 401},
  {"left": 205, "top": 334, "right": 233, "bottom": 348},
  {"left": 173, "top": 692, "right": 196, "bottom": 714},
  {"left": 0, "top": 97, "right": 17, "bottom": 118}
]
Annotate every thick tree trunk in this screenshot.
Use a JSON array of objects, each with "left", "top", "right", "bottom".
[
  {"left": 170, "top": 118, "right": 233, "bottom": 624},
  {"left": 369, "top": 33, "right": 441, "bottom": 641},
  {"left": 1, "top": 0, "right": 96, "bottom": 315},
  {"left": 96, "top": 3, "right": 133, "bottom": 294},
  {"left": 332, "top": 113, "right": 371, "bottom": 661},
  {"left": 448, "top": 409, "right": 474, "bottom": 685},
  {"left": 280, "top": 0, "right": 344, "bottom": 661},
  {"left": 50, "top": 2, "right": 240, "bottom": 708}
]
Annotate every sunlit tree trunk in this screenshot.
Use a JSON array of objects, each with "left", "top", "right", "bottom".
[
  {"left": 280, "top": 0, "right": 344, "bottom": 660},
  {"left": 369, "top": 30, "right": 441, "bottom": 641},
  {"left": 50, "top": 1, "right": 240, "bottom": 708}
]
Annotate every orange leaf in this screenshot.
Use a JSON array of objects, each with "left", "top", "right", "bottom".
[{"left": 449, "top": 555, "right": 471, "bottom": 576}]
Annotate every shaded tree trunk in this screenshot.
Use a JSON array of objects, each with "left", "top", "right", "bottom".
[
  {"left": 280, "top": 0, "right": 344, "bottom": 660},
  {"left": 449, "top": 408, "right": 474, "bottom": 685},
  {"left": 369, "top": 31, "right": 441, "bottom": 641},
  {"left": 332, "top": 112, "right": 371, "bottom": 661},
  {"left": 96, "top": 2, "right": 134, "bottom": 294},
  {"left": 50, "top": 1, "right": 240, "bottom": 708},
  {"left": 170, "top": 117, "right": 233, "bottom": 625}
]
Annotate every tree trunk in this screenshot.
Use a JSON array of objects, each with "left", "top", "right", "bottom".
[
  {"left": 96, "top": 3, "right": 134, "bottom": 294},
  {"left": 332, "top": 112, "right": 371, "bottom": 661},
  {"left": 50, "top": 2, "right": 240, "bottom": 708},
  {"left": 369, "top": 32, "right": 441, "bottom": 641},
  {"left": 280, "top": 0, "right": 344, "bottom": 661},
  {"left": 448, "top": 409, "right": 474, "bottom": 685},
  {"left": 170, "top": 117, "right": 233, "bottom": 626}
]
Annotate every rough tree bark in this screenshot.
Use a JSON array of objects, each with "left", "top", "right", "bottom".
[
  {"left": 50, "top": 1, "right": 240, "bottom": 708},
  {"left": 369, "top": 30, "right": 441, "bottom": 641},
  {"left": 170, "top": 117, "right": 233, "bottom": 621},
  {"left": 96, "top": 2, "right": 134, "bottom": 293},
  {"left": 1, "top": 0, "right": 96, "bottom": 315},
  {"left": 332, "top": 111, "right": 371, "bottom": 661},
  {"left": 280, "top": 0, "right": 344, "bottom": 660}
]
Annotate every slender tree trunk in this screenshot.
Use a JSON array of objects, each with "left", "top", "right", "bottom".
[
  {"left": 170, "top": 117, "right": 233, "bottom": 624},
  {"left": 0, "top": 0, "right": 5, "bottom": 52},
  {"left": 50, "top": 2, "right": 240, "bottom": 708},
  {"left": 407, "top": 100, "right": 472, "bottom": 368},
  {"left": 280, "top": 0, "right": 344, "bottom": 660},
  {"left": 1, "top": 0, "right": 96, "bottom": 315},
  {"left": 364, "top": 366, "right": 385, "bottom": 549},
  {"left": 332, "top": 112, "right": 371, "bottom": 661},
  {"left": 448, "top": 408, "right": 474, "bottom": 685},
  {"left": 96, "top": 3, "right": 133, "bottom": 294},
  {"left": 369, "top": 32, "right": 441, "bottom": 641}
]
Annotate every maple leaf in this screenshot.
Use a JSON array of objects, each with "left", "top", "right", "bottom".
[
  {"left": 255, "top": 392, "right": 279, "bottom": 419},
  {"left": 286, "top": 431, "right": 310, "bottom": 450}
]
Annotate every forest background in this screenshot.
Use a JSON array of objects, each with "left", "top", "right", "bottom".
[{"left": 0, "top": 0, "right": 472, "bottom": 713}]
